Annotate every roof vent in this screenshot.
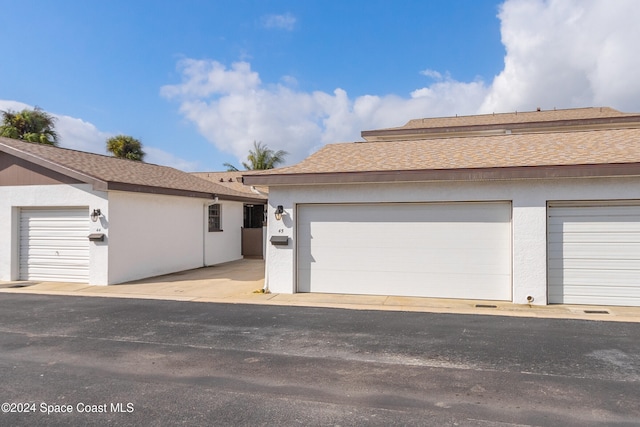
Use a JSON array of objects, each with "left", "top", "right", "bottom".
[{"left": 219, "top": 178, "right": 224, "bottom": 182}]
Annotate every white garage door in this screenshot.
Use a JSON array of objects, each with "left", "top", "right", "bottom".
[
  {"left": 297, "top": 202, "right": 512, "bottom": 300},
  {"left": 20, "top": 207, "right": 90, "bottom": 283},
  {"left": 548, "top": 203, "right": 640, "bottom": 306}
]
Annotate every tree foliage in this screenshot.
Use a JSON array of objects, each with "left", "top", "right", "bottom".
[
  {"left": 224, "top": 141, "right": 287, "bottom": 171},
  {"left": 106, "top": 135, "right": 145, "bottom": 161},
  {"left": 0, "top": 107, "right": 59, "bottom": 145}
]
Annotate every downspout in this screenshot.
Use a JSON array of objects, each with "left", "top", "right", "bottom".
[
  {"left": 202, "top": 201, "right": 207, "bottom": 267},
  {"left": 262, "top": 204, "right": 270, "bottom": 292}
]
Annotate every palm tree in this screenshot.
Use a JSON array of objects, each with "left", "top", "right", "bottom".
[
  {"left": 224, "top": 141, "right": 288, "bottom": 171},
  {"left": 106, "top": 135, "right": 145, "bottom": 161},
  {"left": 0, "top": 107, "right": 59, "bottom": 145}
]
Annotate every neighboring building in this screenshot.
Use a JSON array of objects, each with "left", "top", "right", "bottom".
[
  {"left": 192, "top": 171, "right": 268, "bottom": 258},
  {"left": 0, "top": 137, "right": 265, "bottom": 285},
  {"left": 244, "top": 107, "right": 640, "bottom": 307}
]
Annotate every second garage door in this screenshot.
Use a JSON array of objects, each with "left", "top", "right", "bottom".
[
  {"left": 297, "top": 202, "right": 512, "bottom": 300},
  {"left": 548, "top": 202, "right": 640, "bottom": 306}
]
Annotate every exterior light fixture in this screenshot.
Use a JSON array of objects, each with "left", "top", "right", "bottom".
[
  {"left": 90, "top": 209, "right": 101, "bottom": 222},
  {"left": 274, "top": 205, "right": 284, "bottom": 221}
]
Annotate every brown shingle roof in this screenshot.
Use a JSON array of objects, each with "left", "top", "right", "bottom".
[
  {"left": 0, "top": 136, "right": 263, "bottom": 202},
  {"left": 243, "top": 127, "right": 640, "bottom": 185},
  {"left": 378, "top": 107, "right": 635, "bottom": 131},
  {"left": 191, "top": 171, "right": 267, "bottom": 200},
  {"left": 361, "top": 107, "right": 640, "bottom": 142}
]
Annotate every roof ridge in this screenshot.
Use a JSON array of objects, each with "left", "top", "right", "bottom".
[
  {"left": 410, "top": 106, "right": 618, "bottom": 122},
  {"left": 0, "top": 136, "right": 172, "bottom": 169}
]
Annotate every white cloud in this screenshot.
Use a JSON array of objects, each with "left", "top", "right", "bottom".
[
  {"left": 55, "top": 114, "right": 111, "bottom": 154},
  {"left": 161, "top": 60, "right": 489, "bottom": 164},
  {"left": 0, "top": 100, "right": 198, "bottom": 170},
  {"left": 162, "top": 0, "right": 640, "bottom": 165},
  {"left": 261, "top": 13, "right": 296, "bottom": 30},
  {"left": 144, "top": 147, "right": 200, "bottom": 172},
  {"left": 420, "top": 69, "right": 443, "bottom": 80},
  {"left": 481, "top": 0, "right": 640, "bottom": 113}
]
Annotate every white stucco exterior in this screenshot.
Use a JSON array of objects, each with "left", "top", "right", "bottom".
[
  {"left": 204, "top": 201, "right": 243, "bottom": 266},
  {"left": 0, "top": 184, "right": 246, "bottom": 285},
  {"left": 0, "top": 184, "right": 108, "bottom": 284},
  {"left": 264, "top": 176, "right": 640, "bottom": 305}
]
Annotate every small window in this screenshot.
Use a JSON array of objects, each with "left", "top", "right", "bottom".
[{"left": 208, "top": 204, "right": 222, "bottom": 232}]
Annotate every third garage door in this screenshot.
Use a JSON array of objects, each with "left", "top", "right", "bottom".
[
  {"left": 297, "top": 202, "right": 512, "bottom": 300},
  {"left": 548, "top": 202, "right": 640, "bottom": 306}
]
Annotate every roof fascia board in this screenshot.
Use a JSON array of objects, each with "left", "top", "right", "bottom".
[
  {"left": 218, "top": 194, "right": 267, "bottom": 203},
  {"left": 242, "top": 163, "right": 640, "bottom": 186},
  {"left": 106, "top": 182, "right": 215, "bottom": 199},
  {"left": 107, "top": 182, "right": 266, "bottom": 203},
  {"left": 0, "top": 142, "right": 108, "bottom": 190}
]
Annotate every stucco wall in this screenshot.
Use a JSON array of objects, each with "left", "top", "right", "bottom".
[
  {"left": 107, "top": 191, "right": 207, "bottom": 284},
  {"left": 265, "top": 176, "right": 640, "bottom": 304},
  {"left": 203, "top": 201, "right": 244, "bottom": 266},
  {"left": 0, "top": 184, "right": 108, "bottom": 283},
  {"left": 1, "top": 185, "right": 247, "bottom": 286}
]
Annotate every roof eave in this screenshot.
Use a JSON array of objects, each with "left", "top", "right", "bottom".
[
  {"left": 242, "top": 163, "right": 640, "bottom": 186},
  {"left": 106, "top": 182, "right": 265, "bottom": 203}
]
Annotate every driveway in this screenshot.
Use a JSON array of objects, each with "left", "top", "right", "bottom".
[
  {"left": 0, "top": 295, "right": 638, "bottom": 426},
  {"left": 2, "top": 258, "right": 640, "bottom": 322},
  {"left": 0, "top": 259, "right": 266, "bottom": 301}
]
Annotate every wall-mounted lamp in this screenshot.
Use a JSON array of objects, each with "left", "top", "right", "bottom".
[
  {"left": 274, "top": 205, "right": 284, "bottom": 221},
  {"left": 90, "top": 208, "right": 102, "bottom": 222},
  {"left": 213, "top": 195, "right": 219, "bottom": 203}
]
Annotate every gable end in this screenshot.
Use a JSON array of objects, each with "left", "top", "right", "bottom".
[{"left": 0, "top": 152, "right": 84, "bottom": 186}]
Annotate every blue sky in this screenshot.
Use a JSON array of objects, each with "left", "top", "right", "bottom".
[{"left": 1, "top": 0, "right": 639, "bottom": 171}]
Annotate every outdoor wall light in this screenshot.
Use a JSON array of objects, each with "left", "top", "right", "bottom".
[
  {"left": 274, "top": 205, "right": 284, "bottom": 221},
  {"left": 90, "top": 208, "right": 102, "bottom": 222}
]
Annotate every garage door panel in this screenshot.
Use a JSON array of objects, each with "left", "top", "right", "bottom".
[
  {"left": 24, "top": 270, "right": 89, "bottom": 282},
  {"left": 561, "top": 284, "right": 640, "bottom": 298},
  {"left": 548, "top": 291, "right": 640, "bottom": 305},
  {"left": 549, "top": 258, "right": 640, "bottom": 270},
  {"left": 550, "top": 269, "right": 640, "bottom": 284},
  {"left": 549, "top": 223, "right": 640, "bottom": 233},
  {"left": 551, "top": 288, "right": 640, "bottom": 304},
  {"left": 300, "top": 246, "right": 510, "bottom": 272},
  {"left": 302, "top": 223, "right": 508, "bottom": 242},
  {"left": 549, "top": 243, "right": 640, "bottom": 259},
  {"left": 298, "top": 267, "right": 510, "bottom": 300},
  {"left": 298, "top": 202, "right": 512, "bottom": 300},
  {"left": 20, "top": 207, "right": 90, "bottom": 283},
  {"left": 548, "top": 203, "right": 640, "bottom": 306},
  {"left": 549, "top": 232, "right": 640, "bottom": 244}
]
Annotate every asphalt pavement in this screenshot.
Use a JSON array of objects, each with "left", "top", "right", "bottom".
[{"left": 0, "top": 294, "right": 638, "bottom": 426}]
